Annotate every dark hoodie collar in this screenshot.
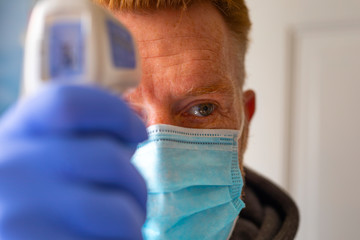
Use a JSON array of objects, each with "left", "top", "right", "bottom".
[{"left": 230, "top": 167, "right": 299, "bottom": 240}]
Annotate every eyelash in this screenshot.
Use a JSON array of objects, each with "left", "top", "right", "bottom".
[{"left": 182, "top": 101, "right": 218, "bottom": 119}]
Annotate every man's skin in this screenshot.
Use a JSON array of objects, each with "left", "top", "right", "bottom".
[{"left": 113, "top": 1, "right": 256, "bottom": 167}]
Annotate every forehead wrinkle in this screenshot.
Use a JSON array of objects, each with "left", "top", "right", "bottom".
[
  {"left": 142, "top": 56, "right": 228, "bottom": 85},
  {"left": 137, "top": 36, "right": 223, "bottom": 59},
  {"left": 140, "top": 45, "right": 226, "bottom": 77},
  {"left": 141, "top": 50, "right": 223, "bottom": 73},
  {"left": 142, "top": 48, "right": 221, "bottom": 60},
  {"left": 137, "top": 36, "right": 222, "bottom": 46}
]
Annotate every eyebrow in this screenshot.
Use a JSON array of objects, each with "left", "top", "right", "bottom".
[{"left": 184, "top": 84, "right": 235, "bottom": 97}]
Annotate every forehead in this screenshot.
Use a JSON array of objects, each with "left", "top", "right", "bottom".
[{"left": 113, "top": 2, "right": 240, "bottom": 96}]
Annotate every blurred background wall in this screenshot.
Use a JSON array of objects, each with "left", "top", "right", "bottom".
[
  {"left": 0, "top": 0, "right": 37, "bottom": 113},
  {"left": 244, "top": 0, "right": 360, "bottom": 239}
]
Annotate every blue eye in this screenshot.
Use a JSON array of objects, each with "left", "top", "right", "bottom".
[{"left": 189, "top": 103, "right": 215, "bottom": 117}]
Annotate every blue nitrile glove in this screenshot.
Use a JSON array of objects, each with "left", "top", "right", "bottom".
[{"left": 0, "top": 84, "right": 148, "bottom": 240}]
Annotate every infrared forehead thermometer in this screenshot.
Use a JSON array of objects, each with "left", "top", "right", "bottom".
[{"left": 22, "top": 0, "right": 140, "bottom": 96}]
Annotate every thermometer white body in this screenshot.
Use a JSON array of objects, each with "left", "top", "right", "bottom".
[{"left": 22, "top": 0, "right": 140, "bottom": 96}]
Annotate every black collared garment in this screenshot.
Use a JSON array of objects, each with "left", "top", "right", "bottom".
[{"left": 230, "top": 167, "right": 299, "bottom": 240}]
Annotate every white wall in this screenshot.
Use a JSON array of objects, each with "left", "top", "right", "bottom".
[
  {"left": 244, "top": 0, "right": 296, "bottom": 189},
  {"left": 244, "top": 0, "right": 360, "bottom": 239},
  {"left": 244, "top": 0, "right": 360, "bottom": 188}
]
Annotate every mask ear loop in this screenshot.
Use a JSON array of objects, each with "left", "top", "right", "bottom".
[
  {"left": 228, "top": 110, "right": 245, "bottom": 240},
  {"left": 237, "top": 110, "right": 246, "bottom": 141}
]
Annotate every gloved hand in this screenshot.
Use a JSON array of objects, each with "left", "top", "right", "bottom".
[{"left": 0, "top": 84, "right": 148, "bottom": 240}]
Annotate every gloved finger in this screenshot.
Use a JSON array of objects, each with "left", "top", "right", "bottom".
[
  {"left": 0, "top": 137, "right": 147, "bottom": 212},
  {"left": 57, "top": 186, "right": 145, "bottom": 239},
  {"left": 0, "top": 187, "right": 144, "bottom": 240},
  {"left": 0, "top": 212, "right": 86, "bottom": 240},
  {"left": 0, "top": 83, "right": 147, "bottom": 144}
]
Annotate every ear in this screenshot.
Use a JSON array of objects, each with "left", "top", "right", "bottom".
[{"left": 243, "top": 90, "right": 256, "bottom": 123}]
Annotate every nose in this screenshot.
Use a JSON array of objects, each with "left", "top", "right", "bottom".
[{"left": 144, "top": 108, "right": 177, "bottom": 127}]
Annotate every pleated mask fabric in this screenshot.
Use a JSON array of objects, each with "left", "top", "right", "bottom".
[{"left": 131, "top": 124, "right": 245, "bottom": 240}]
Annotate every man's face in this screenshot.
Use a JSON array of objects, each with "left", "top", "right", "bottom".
[{"left": 114, "top": 2, "right": 252, "bottom": 165}]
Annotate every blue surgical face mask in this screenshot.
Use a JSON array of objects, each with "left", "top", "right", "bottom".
[{"left": 131, "top": 121, "right": 245, "bottom": 240}]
